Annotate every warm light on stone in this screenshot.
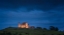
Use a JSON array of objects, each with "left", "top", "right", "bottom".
[{"left": 18, "top": 22, "right": 29, "bottom": 28}]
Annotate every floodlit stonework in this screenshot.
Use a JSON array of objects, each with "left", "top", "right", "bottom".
[{"left": 18, "top": 22, "right": 29, "bottom": 28}]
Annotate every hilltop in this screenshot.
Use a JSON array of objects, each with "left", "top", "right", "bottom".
[{"left": 0, "top": 27, "right": 64, "bottom": 35}]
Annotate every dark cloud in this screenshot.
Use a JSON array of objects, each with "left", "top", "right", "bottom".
[{"left": 0, "top": 0, "right": 64, "bottom": 11}]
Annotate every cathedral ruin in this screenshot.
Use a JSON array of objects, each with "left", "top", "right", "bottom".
[{"left": 18, "top": 22, "right": 29, "bottom": 28}]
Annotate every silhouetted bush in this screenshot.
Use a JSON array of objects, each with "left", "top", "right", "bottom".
[
  {"left": 36, "top": 27, "right": 42, "bottom": 30},
  {"left": 43, "top": 28, "right": 47, "bottom": 30}
]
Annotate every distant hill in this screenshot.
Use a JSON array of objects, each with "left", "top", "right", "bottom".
[{"left": 0, "top": 27, "right": 64, "bottom": 35}]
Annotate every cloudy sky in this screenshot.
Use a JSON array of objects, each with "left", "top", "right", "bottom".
[{"left": 0, "top": 0, "right": 64, "bottom": 30}]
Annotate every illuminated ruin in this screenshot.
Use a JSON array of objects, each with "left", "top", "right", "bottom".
[{"left": 18, "top": 22, "right": 29, "bottom": 28}]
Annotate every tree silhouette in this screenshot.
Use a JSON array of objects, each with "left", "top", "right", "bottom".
[
  {"left": 55, "top": 27, "right": 58, "bottom": 31},
  {"left": 49, "top": 26, "right": 59, "bottom": 31},
  {"left": 49, "top": 26, "right": 55, "bottom": 31}
]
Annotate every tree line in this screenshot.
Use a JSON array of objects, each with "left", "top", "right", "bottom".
[{"left": 35, "top": 26, "right": 59, "bottom": 31}]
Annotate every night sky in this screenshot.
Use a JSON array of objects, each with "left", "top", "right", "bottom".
[{"left": 0, "top": 0, "right": 64, "bottom": 30}]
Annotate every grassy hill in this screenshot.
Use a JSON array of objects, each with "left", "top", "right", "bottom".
[{"left": 0, "top": 27, "right": 64, "bottom": 35}]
